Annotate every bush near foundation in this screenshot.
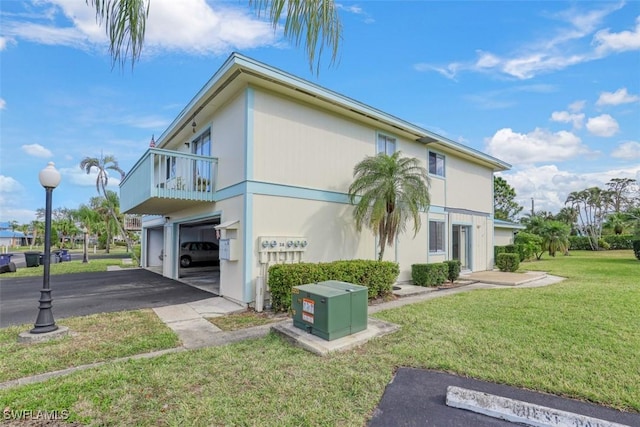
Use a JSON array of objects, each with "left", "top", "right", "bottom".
[
  {"left": 444, "top": 260, "right": 461, "bottom": 283},
  {"left": 496, "top": 253, "right": 519, "bottom": 272},
  {"left": 268, "top": 260, "right": 399, "bottom": 312},
  {"left": 411, "top": 263, "right": 448, "bottom": 287}
]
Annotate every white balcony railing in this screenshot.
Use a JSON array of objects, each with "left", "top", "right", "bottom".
[{"left": 120, "top": 148, "right": 218, "bottom": 215}]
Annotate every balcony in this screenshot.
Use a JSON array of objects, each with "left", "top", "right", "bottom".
[{"left": 120, "top": 148, "right": 218, "bottom": 215}]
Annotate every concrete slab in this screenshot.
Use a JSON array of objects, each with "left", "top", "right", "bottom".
[
  {"left": 446, "top": 386, "right": 631, "bottom": 427},
  {"left": 187, "top": 297, "right": 245, "bottom": 318},
  {"left": 164, "top": 318, "right": 222, "bottom": 349},
  {"left": 460, "top": 270, "right": 547, "bottom": 286},
  {"left": 18, "top": 326, "right": 70, "bottom": 343},
  {"left": 153, "top": 304, "right": 202, "bottom": 322},
  {"left": 271, "top": 318, "right": 400, "bottom": 356}
]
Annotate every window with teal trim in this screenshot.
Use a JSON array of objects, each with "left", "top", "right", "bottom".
[{"left": 429, "top": 220, "right": 445, "bottom": 252}]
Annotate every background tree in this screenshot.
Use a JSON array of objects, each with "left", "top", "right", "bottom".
[
  {"left": 348, "top": 152, "right": 430, "bottom": 261},
  {"left": 555, "top": 206, "right": 579, "bottom": 235},
  {"left": 87, "top": 0, "right": 342, "bottom": 73},
  {"left": 606, "top": 178, "right": 637, "bottom": 212},
  {"left": 565, "top": 187, "right": 612, "bottom": 250},
  {"left": 494, "top": 176, "right": 523, "bottom": 221},
  {"left": 539, "top": 221, "right": 571, "bottom": 257},
  {"left": 80, "top": 154, "right": 136, "bottom": 260}
]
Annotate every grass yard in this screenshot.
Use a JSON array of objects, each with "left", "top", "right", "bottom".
[
  {"left": 0, "top": 250, "right": 638, "bottom": 426},
  {"left": 0, "top": 310, "right": 179, "bottom": 382},
  {"left": 7, "top": 257, "right": 136, "bottom": 278}
]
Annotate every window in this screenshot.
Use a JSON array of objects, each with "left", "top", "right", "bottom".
[
  {"left": 429, "top": 151, "right": 445, "bottom": 177},
  {"left": 377, "top": 134, "right": 396, "bottom": 155},
  {"left": 165, "top": 157, "right": 176, "bottom": 180},
  {"left": 429, "top": 221, "right": 445, "bottom": 252}
]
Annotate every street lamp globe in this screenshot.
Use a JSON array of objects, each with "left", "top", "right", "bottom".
[{"left": 39, "top": 162, "right": 61, "bottom": 189}]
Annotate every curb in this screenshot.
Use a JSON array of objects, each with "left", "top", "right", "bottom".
[{"left": 446, "top": 386, "right": 631, "bottom": 427}]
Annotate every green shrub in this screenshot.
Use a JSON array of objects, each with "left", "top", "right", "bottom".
[
  {"left": 268, "top": 260, "right": 399, "bottom": 312},
  {"left": 496, "top": 253, "right": 519, "bottom": 272},
  {"left": 494, "top": 245, "right": 507, "bottom": 261},
  {"left": 597, "top": 238, "right": 611, "bottom": 250},
  {"left": 569, "top": 236, "right": 592, "bottom": 250},
  {"left": 269, "top": 263, "right": 328, "bottom": 312},
  {"left": 411, "top": 263, "right": 448, "bottom": 287},
  {"left": 444, "top": 260, "right": 461, "bottom": 283},
  {"left": 603, "top": 234, "right": 634, "bottom": 250},
  {"left": 514, "top": 232, "right": 543, "bottom": 261},
  {"left": 633, "top": 240, "right": 640, "bottom": 261}
]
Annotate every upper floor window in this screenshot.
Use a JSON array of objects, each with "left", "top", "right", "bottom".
[
  {"left": 377, "top": 134, "right": 396, "bottom": 155},
  {"left": 429, "top": 151, "right": 445, "bottom": 177}
]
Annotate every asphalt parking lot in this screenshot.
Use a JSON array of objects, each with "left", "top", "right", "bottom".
[
  {"left": 0, "top": 269, "right": 214, "bottom": 328},
  {"left": 369, "top": 368, "right": 640, "bottom": 426}
]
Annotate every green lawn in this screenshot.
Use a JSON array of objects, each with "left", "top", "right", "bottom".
[
  {"left": 5, "top": 255, "right": 136, "bottom": 278},
  {"left": 0, "top": 250, "right": 638, "bottom": 426}
]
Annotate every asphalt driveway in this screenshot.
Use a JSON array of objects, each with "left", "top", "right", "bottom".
[{"left": 0, "top": 269, "right": 215, "bottom": 328}]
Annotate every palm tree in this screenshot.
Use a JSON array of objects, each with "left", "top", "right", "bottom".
[
  {"left": 87, "top": 0, "right": 342, "bottom": 73},
  {"left": 80, "top": 154, "right": 137, "bottom": 260},
  {"left": 348, "top": 152, "right": 430, "bottom": 261},
  {"left": 540, "top": 221, "right": 571, "bottom": 257}
]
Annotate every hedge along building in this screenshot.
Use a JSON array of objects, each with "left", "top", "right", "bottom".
[{"left": 120, "top": 53, "right": 510, "bottom": 308}]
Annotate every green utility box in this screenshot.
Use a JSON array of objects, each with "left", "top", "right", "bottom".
[{"left": 291, "top": 280, "right": 368, "bottom": 341}]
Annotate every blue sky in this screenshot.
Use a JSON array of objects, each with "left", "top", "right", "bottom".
[{"left": 1, "top": 0, "right": 639, "bottom": 225}]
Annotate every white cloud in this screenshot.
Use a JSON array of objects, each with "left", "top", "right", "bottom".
[
  {"left": 2, "top": 0, "right": 279, "bottom": 59},
  {"left": 336, "top": 4, "right": 375, "bottom": 24},
  {"left": 62, "top": 167, "right": 121, "bottom": 188},
  {"left": 0, "top": 98, "right": 5, "bottom": 110},
  {"left": 22, "top": 144, "right": 53, "bottom": 158},
  {"left": 611, "top": 141, "right": 640, "bottom": 159},
  {"left": 499, "top": 163, "right": 640, "bottom": 215},
  {"left": 593, "top": 16, "right": 640, "bottom": 54},
  {"left": 414, "top": 3, "right": 637, "bottom": 80},
  {"left": 485, "top": 127, "right": 591, "bottom": 164},
  {"left": 0, "top": 175, "right": 23, "bottom": 193},
  {"left": 550, "top": 111, "right": 585, "bottom": 129},
  {"left": 0, "top": 37, "right": 6, "bottom": 50},
  {"left": 586, "top": 114, "right": 619, "bottom": 137},
  {"left": 596, "top": 88, "right": 640, "bottom": 106},
  {"left": 568, "top": 100, "right": 586, "bottom": 112}
]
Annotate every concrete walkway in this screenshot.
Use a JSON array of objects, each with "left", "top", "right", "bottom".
[{"left": 0, "top": 273, "right": 566, "bottom": 390}]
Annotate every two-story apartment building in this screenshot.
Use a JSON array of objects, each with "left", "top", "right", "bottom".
[{"left": 120, "top": 53, "right": 510, "bottom": 307}]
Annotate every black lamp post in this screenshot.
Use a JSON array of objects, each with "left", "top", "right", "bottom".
[
  {"left": 31, "top": 162, "right": 61, "bottom": 334},
  {"left": 82, "top": 226, "right": 89, "bottom": 263}
]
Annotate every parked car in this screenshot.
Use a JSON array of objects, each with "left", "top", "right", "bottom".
[{"left": 179, "top": 241, "right": 219, "bottom": 268}]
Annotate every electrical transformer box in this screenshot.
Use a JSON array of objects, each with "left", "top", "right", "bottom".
[{"left": 291, "top": 281, "right": 368, "bottom": 341}]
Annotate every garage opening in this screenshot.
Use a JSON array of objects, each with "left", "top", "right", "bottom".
[{"left": 178, "top": 216, "right": 221, "bottom": 295}]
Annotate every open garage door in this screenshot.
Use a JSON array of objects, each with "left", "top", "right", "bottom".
[{"left": 178, "top": 216, "right": 221, "bottom": 295}]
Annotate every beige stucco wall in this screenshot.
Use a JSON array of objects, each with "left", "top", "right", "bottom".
[
  {"left": 253, "top": 89, "right": 395, "bottom": 191},
  {"left": 444, "top": 155, "right": 493, "bottom": 213},
  {"left": 210, "top": 93, "right": 246, "bottom": 190}
]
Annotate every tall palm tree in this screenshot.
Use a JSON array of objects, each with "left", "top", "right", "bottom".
[
  {"left": 80, "top": 154, "right": 136, "bottom": 260},
  {"left": 348, "top": 152, "right": 430, "bottom": 261},
  {"left": 87, "top": 0, "right": 342, "bottom": 73}
]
